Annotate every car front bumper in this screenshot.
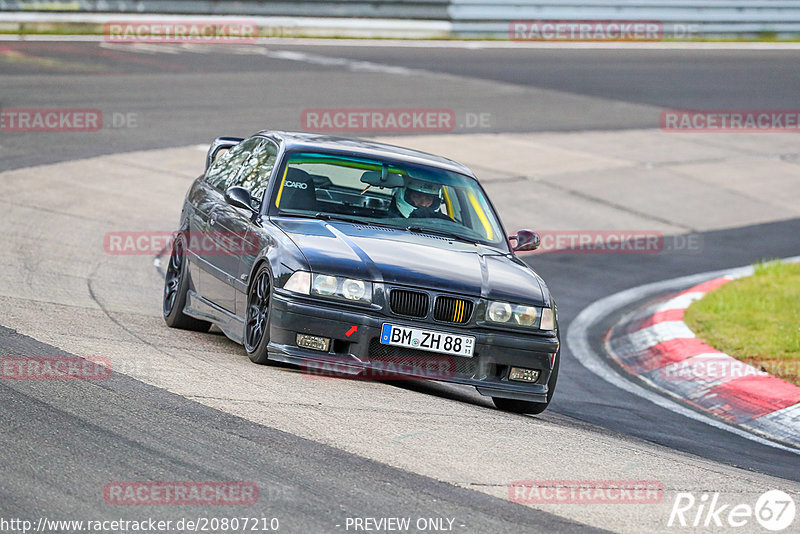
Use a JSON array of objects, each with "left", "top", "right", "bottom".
[{"left": 268, "top": 291, "right": 559, "bottom": 403}]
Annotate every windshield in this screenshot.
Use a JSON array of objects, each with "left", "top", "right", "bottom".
[{"left": 271, "top": 151, "right": 505, "bottom": 246}]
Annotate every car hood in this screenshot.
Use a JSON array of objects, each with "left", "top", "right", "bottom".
[{"left": 274, "top": 218, "right": 548, "bottom": 306}]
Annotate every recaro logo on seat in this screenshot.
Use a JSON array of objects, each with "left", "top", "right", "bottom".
[{"left": 284, "top": 181, "right": 308, "bottom": 189}]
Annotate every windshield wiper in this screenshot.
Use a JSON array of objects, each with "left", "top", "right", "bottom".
[
  {"left": 315, "top": 214, "right": 409, "bottom": 231},
  {"left": 277, "top": 211, "right": 363, "bottom": 224},
  {"left": 278, "top": 212, "right": 473, "bottom": 240},
  {"left": 405, "top": 225, "right": 477, "bottom": 244},
  {"left": 313, "top": 213, "right": 365, "bottom": 224},
  {"left": 280, "top": 211, "right": 405, "bottom": 229}
]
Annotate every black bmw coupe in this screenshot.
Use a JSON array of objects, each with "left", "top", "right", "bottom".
[{"left": 163, "top": 131, "right": 559, "bottom": 414}]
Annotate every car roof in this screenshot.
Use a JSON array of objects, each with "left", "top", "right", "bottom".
[{"left": 256, "top": 130, "right": 477, "bottom": 179}]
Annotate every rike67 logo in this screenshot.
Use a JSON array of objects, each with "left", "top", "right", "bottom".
[{"left": 668, "top": 490, "right": 796, "bottom": 531}]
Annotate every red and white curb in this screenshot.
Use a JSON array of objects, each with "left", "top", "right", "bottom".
[{"left": 606, "top": 274, "right": 800, "bottom": 448}]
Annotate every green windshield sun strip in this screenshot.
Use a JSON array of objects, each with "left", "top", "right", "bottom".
[{"left": 286, "top": 153, "right": 407, "bottom": 174}]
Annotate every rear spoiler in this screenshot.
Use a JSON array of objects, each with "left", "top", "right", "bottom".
[{"left": 205, "top": 136, "right": 244, "bottom": 171}]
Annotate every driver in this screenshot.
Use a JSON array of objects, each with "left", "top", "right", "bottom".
[{"left": 389, "top": 177, "right": 451, "bottom": 220}]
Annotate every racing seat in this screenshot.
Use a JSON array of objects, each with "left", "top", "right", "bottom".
[{"left": 279, "top": 168, "right": 317, "bottom": 211}]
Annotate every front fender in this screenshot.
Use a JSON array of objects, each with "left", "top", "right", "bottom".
[{"left": 248, "top": 218, "right": 309, "bottom": 293}]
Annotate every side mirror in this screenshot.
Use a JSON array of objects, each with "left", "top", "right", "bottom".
[
  {"left": 206, "top": 136, "right": 244, "bottom": 171},
  {"left": 225, "top": 186, "right": 258, "bottom": 214},
  {"left": 510, "top": 229, "right": 540, "bottom": 252}
]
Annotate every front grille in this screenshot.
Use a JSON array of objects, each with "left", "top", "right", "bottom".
[
  {"left": 389, "top": 289, "right": 429, "bottom": 318},
  {"left": 367, "top": 339, "right": 477, "bottom": 378},
  {"left": 434, "top": 296, "right": 474, "bottom": 324}
]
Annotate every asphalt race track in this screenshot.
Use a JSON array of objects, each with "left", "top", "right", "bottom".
[{"left": 1, "top": 40, "right": 799, "bottom": 533}]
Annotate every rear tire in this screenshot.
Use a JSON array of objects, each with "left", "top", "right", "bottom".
[
  {"left": 163, "top": 235, "right": 211, "bottom": 332},
  {"left": 244, "top": 265, "right": 272, "bottom": 365},
  {"left": 493, "top": 351, "right": 560, "bottom": 415}
]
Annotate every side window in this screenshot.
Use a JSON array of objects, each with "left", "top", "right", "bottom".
[
  {"left": 204, "top": 137, "right": 261, "bottom": 191},
  {"left": 231, "top": 140, "right": 278, "bottom": 202}
]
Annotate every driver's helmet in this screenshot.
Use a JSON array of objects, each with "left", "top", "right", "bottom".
[{"left": 395, "top": 177, "right": 443, "bottom": 217}]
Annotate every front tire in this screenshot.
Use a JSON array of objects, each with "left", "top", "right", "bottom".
[
  {"left": 244, "top": 265, "right": 272, "bottom": 364},
  {"left": 493, "top": 351, "right": 560, "bottom": 415},
  {"left": 163, "top": 235, "right": 211, "bottom": 332}
]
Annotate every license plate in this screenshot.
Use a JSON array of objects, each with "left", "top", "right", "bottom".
[{"left": 380, "top": 323, "right": 475, "bottom": 357}]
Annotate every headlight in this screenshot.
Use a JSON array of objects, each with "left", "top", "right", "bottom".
[
  {"left": 309, "top": 274, "right": 372, "bottom": 304},
  {"left": 312, "top": 274, "right": 337, "bottom": 296},
  {"left": 341, "top": 279, "right": 366, "bottom": 301},
  {"left": 513, "top": 305, "right": 537, "bottom": 326},
  {"left": 487, "top": 301, "right": 512, "bottom": 323},
  {"left": 540, "top": 307, "right": 555, "bottom": 331},
  {"left": 486, "top": 300, "right": 552, "bottom": 330},
  {"left": 283, "top": 271, "right": 310, "bottom": 294}
]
